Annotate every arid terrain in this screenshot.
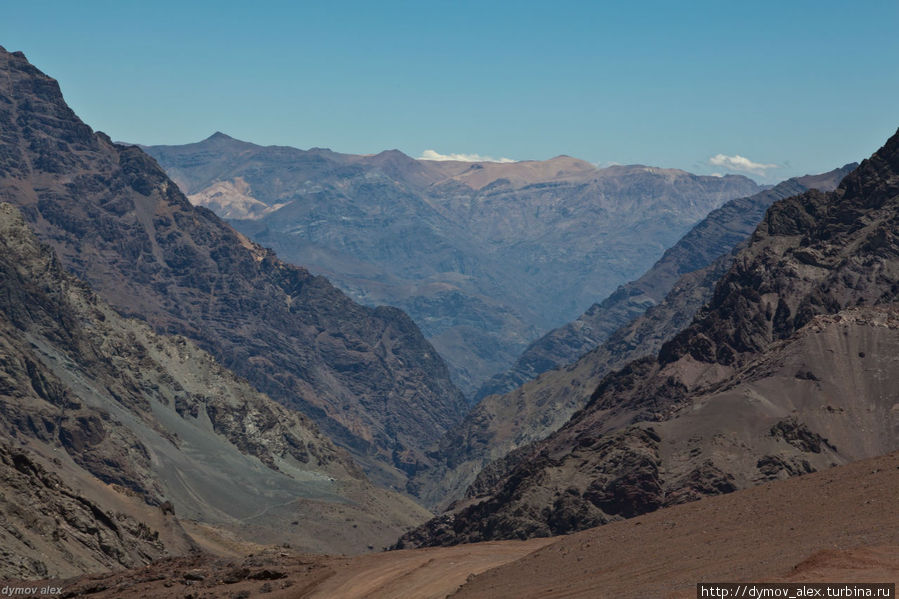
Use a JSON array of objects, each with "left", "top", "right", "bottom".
[
  {"left": 401, "top": 129, "right": 899, "bottom": 545},
  {"left": 1, "top": 29, "right": 898, "bottom": 599},
  {"left": 411, "top": 165, "right": 856, "bottom": 507},
  {"left": 0, "top": 46, "right": 466, "bottom": 493},
  {"left": 28, "top": 451, "right": 899, "bottom": 598}
]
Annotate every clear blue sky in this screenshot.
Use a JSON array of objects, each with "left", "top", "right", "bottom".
[{"left": 3, "top": 0, "right": 897, "bottom": 181}]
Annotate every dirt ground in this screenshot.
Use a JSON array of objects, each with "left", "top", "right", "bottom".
[
  {"left": 33, "top": 451, "right": 899, "bottom": 599},
  {"left": 453, "top": 451, "right": 899, "bottom": 598},
  {"left": 40, "top": 539, "right": 550, "bottom": 599}
]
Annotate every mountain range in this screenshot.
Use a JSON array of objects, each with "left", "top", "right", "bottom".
[
  {"left": 2, "top": 42, "right": 897, "bottom": 592},
  {"left": 408, "top": 164, "right": 855, "bottom": 508},
  {"left": 399, "top": 127, "right": 899, "bottom": 545},
  {"left": 476, "top": 165, "right": 858, "bottom": 400},
  {"left": 144, "top": 135, "right": 761, "bottom": 396},
  {"left": 0, "top": 201, "right": 430, "bottom": 578}
]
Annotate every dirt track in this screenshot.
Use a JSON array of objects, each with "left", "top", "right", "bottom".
[
  {"left": 305, "top": 540, "right": 553, "bottom": 598},
  {"left": 49, "top": 538, "right": 551, "bottom": 599}
]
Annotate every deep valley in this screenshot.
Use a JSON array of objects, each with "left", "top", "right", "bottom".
[{"left": 0, "top": 22, "right": 897, "bottom": 598}]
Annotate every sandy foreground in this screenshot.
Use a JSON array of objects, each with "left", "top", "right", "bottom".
[{"left": 20, "top": 451, "right": 899, "bottom": 599}]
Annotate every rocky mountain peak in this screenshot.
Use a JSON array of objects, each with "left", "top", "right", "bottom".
[
  {"left": 206, "top": 131, "right": 235, "bottom": 141},
  {"left": 835, "top": 128, "right": 899, "bottom": 209}
]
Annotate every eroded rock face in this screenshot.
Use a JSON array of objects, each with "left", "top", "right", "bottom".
[
  {"left": 399, "top": 128, "right": 899, "bottom": 546},
  {"left": 0, "top": 46, "right": 466, "bottom": 489},
  {"left": 0, "top": 443, "right": 168, "bottom": 579},
  {"left": 397, "top": 426, "right": 664, "bottom": 547},
  {"left": 0, "top": 201, "right": 430, "bottom": 561}
]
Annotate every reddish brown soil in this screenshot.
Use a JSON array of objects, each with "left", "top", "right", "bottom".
[
  {"left": 38, "top": 539, "right": 551, "bottom": 599},
  {"left": 454, "top": 451, "right": 899, "bottom": 598},
  {"left": 37, "top": 452, "right": 899, "bottom": 598}
]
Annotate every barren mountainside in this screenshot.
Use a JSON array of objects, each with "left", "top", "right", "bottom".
[
  {"left": 410, "top": 166, "right": 854, "bottom": 508},
  {"left": 40, "top": 451, "right": 899, "bottom": 598},
  {"left": 144, "top": 134, "right": 760, "bottom": 396},
  {"left": 408, "top": 256, "right": 736, "bottom": 507},
  {"left": 0, "top": 202, "right": 429, "bottom": 576},
  {"left": 0, "top": 46, "right": 466, "bottom": 490},
  {"left": 0, "top": 441, "right": 182, "bottom": 580},
  {"left": 399, "top": 128, "right": 899, "bottom": 544}
]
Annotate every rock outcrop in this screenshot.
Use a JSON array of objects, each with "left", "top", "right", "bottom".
[{"left": 0, "top": 443, "right": 174, "bottom": 579}]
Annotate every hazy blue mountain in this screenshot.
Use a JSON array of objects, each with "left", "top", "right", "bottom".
[{"left": 145, "top": 135, "right": 761, "bottom": 396}]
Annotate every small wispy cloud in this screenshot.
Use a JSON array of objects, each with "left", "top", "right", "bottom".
[
  {"left": 708, "top": 153, "right": 778, "bottom": 177},
  {"left": 419, "top": 149, "right": 516, "bottom": 163}
]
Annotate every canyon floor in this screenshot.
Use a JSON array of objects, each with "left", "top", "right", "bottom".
[{"left": 30, "top": 451, "right": 899, "bottom": 598}]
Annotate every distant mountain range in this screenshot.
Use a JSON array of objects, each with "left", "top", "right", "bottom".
[
  {"left": 399, "top": 128, "right": 899, "bottom": 545},
  {"left": 143, "top": 135, "right": 761, "bottom": 396},
  {"left": 476, "top": 166, "right": 858, "bottom": 401}
]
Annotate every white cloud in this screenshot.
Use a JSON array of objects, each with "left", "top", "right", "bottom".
[
  {"left": 708, "top": 153, "right": 778, "bottom": 176},
  {"left": 419, "top": 149, "right": 516, "bottom": 163}
]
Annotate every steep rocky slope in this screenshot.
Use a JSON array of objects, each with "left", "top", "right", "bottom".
[
  {"left": 0, "top": 442, "right": 184, "bottom": 580},
  {"left": 408, "top": 258, "right": 734, "bottom": 507},
  {"left": 0, "top": 46, "right": 466, "bottom": 489},
  {"left": 145, "top": 134, "right": 760, "bottom": 395},
  {"left": 0, "top": 202, "right": 429, "bottom": 574},
  {"left": 410, "top": 167, "right": 853, "bottom": 507},
  {"left": 399, "top": 127, "right": 899, "bottom": 543},
  {"left": 477, "top": 166, "right": 856, "bottom": 400}
]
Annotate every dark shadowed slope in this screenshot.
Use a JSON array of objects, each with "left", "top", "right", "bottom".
[
  {"left": 0, "top": 46, "right": 466, "bottom": 489},
  {"left": 399, "top": 127, "right": 899, "bottom": 542}
]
